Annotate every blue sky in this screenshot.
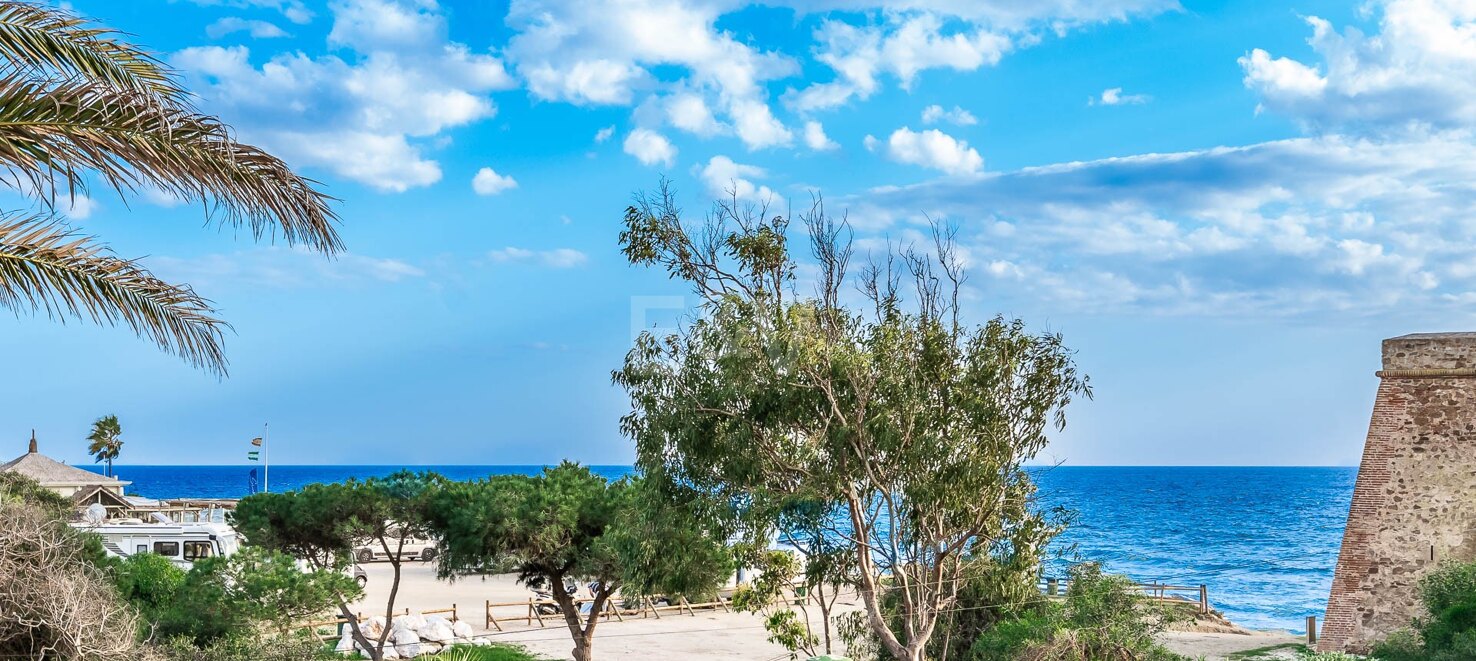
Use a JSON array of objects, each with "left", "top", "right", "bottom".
[{"left": 6, "top": 0, "right": 1472, "bottom": 467}]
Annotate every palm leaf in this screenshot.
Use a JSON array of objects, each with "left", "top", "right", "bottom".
[
  {"left": 0, "top": 76, "right": 343, "bottom": 253},
  {"left": 0, "top": 213, "right": 228, "bottom": 375},
  {"left": 0, "top": 2, "right": 183, "bottom": 101}
]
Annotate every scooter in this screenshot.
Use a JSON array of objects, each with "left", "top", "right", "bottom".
[{"left": 531, "top": 582, "right": 579, "bottom": 615}]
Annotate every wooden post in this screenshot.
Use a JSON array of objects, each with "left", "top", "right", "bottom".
[
  {"left": 1046, "top": 578, "right": 1058, "bottom": 596},
  {"left": 1199, "top": 585, "right": 1209, "bottom": 614},
  {"left": 530, "top": 599, "right": 545, "bottom": 627},
  {"left": 451, "top": 603, "right": 457, "bottom": 623},
  {"left": 484, "top": 600, "right": 502, "bottom": 632},
  {"left": 1307, "top": 616, "right": 1318, "bottom": 645},
  {"left": 680, "top": 596, "right": 696, "bottom": 616}
]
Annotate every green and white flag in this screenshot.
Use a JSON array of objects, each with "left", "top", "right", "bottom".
[{"left": 247, "top": 451, "right": 260, "bottom": 461}]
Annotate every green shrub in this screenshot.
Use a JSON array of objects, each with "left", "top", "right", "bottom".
[
  {"left": 113, "top": 553, "right": 187, "bottom": 617},
  {"left": 155, "top": 634, "right": 333, "bottom": 661},
  {"left": 1371, "top": 561, "right": 1476, "bottom": 661},
  {"left": 968, "top": 563, "right": 1184, "bottom": 661}
]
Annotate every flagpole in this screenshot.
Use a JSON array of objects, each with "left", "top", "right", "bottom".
[{"left": 264, "top": 422, "right": 270, "bottom": 493}]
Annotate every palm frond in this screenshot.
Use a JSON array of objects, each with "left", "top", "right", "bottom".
[
  {"left": 0, "top": 213, "right": 228, "bottom": 376},
  {"left": 0, "top": 77, "right": 343, "bottom": 253},
  {"left": 0, "top": 2, "right": 183, "bottom": 101}
]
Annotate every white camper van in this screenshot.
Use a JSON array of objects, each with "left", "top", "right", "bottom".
[{"left": 74, "top": 518, "right": 241, "bottom": 568}]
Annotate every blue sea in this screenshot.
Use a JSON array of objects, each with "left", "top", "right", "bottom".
[{"left": 108, "top": 464, "right": 1355, "bottom": 633}]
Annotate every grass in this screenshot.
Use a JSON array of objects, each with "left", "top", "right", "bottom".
[
  {"left": 416, "top": 644, "right": 550, "bottom": 661},
  {"left": 1227, "top": 643, "right": 1309, "bottom": 659}
]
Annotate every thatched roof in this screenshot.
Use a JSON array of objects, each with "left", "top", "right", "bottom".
[{"left": 0, "top": 434, "right": 128, "bottom": 487}]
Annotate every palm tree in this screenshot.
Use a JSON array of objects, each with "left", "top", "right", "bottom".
[
  {"left": 0, "top": 3, "right": 341, "bottom": 376},
  {"left": 85, "top": 414, "right": 122, "bottom": 477}
]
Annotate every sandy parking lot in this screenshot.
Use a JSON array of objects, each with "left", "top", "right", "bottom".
[{"left": 349, "top": 562, "right": 1305, "bottom": 660}]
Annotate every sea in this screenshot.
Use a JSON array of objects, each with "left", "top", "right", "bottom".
[{"left": 108, "top": 464, "right": 1356, "bottom": 633}]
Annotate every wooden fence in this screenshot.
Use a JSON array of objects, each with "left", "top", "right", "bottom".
[
  {"left": 1039, "top": 577, "right": 1211, "bottom": 614},
  {"left": 481, "top": 596, "right": 734, "bottom": 631}
]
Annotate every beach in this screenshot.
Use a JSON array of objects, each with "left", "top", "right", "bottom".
[{"left": 353, "top": 563, "right": 1304, "bottom": 660}]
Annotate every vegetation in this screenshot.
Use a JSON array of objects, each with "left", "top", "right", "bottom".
[
  {"left": 0, "top": 500, "right": 143, "bottom": 660},
  {"left": 968, "top": 563, "right": 1182, "bottom": 661},
  {"left": 0, "top": 1, "right": 341, "bottom": 376},
  {"left": 614, "top": 185, "right": 1089, "bottom": 660},
  {"left": 87, "top": 413, "right": 124, "bottom": 477},
  {"left": 231, "top": 471, "right": 438, "bottom": 661},
  {"left": 1370, "top": 560, "right": 1476, "bottom": 660},
  {"left": 424, "top": 462, "right": 730, "bottom": 661}
]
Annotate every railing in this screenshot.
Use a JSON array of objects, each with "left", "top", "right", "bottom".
[
  {"left": 1040, "top": 577, "right": 1211, "bottom": 615},
  {"left": 481, "top": 596, "right": 733, "bottom": 630}
]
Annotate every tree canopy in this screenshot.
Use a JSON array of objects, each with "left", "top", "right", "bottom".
[
  {"left": 614, "top": 185, "right": 1090, "bottom": 661},
  {"left": 425, "top": 463, "right": 731, "bottom": 661}
]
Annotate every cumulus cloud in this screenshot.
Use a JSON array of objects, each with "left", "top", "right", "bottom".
[
  {"left": 205, "top": 17, "right": 288, "bottom": 39},
  {"left": 790, "top": 14, "right": 1011, "bottom": 112},
  {"left": 488, "top": 247, "right": 589, "bottom": 268},
  {"left": 848, "top": 135, "right": 1476, "bottom": 317},
  {"left": 471, "top": 167, "right": 518, "bottom": 195},
  {"left": 623, "top": 128, "right": 677, "bottom": 166},
  {"left": 1241, "top": 1, "right": 1476, "bottom": 133},
  {"left": 921, "top": 104, "right": 978, "bottom": 125},
  {"left": 1090, "top": 87, "right": 1150, "bottom": 106},
  {"left": 880, "top": 127, "right": 984, "bottom": 175},
  {"left": 505, "top": 0, "right": 796, "bottom": 149},
  {"left": 803, "top": 120, "right": 839, "bottom": 151},
  {"left": 174, "top": 0, "right": 515, "bottom": 192},
  {"left": 698, "top": 155, "right": 776, "bottom": 200}
]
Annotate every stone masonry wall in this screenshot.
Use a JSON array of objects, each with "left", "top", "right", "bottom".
[{"left": 1320, "top": 333, "right": 1476, "bottom": 652}]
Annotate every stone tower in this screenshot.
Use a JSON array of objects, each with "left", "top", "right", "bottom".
[{"left": 1320, "top": 333, "right": 1476, "bottom": 652}]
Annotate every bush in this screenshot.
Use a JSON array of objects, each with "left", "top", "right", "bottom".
[
  {"left": 1371, "top": 561, "right": 1476, "bottom": 661},
  {"left": 968, "top": 563, "right": 1183, "bottom": 661},
  {"left": 155, "top": 634, "right": 332, "bottom": 661},
  {"left": 0, "top": 501, "right": 146, "bottom": 660}
]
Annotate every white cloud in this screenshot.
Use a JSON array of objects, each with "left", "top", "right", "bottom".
[
  {"left": 849, "top": 134, "right": 1476, "bottom": 317},
  {"left": 505, "top": 0, "right": 796, "bottom": 149},
  {"left": 488, "top": 247, "right": 589, "bottom": 268},
  {"left": 623, "top": 128, "right": 677, "bottom": 166},
  {"left": 152, "top": 247, "right": 425, "bottom": 289},
  {"left": 594, "top": 125, "right": 616, "bottom": 143},
  {"left": 471, "top": 167, "right": 518, "bottom": 195},
  {"left": 205, "top": 17, "right": 288, "bottom": 39},
  {"left": 1091, "top": 87, "right": 1150, "bottom": 106},
  {"left": 665, "top": 93, "right": 725, "bottom": 137},
  {"left": 1241, "top": 1, "right": 1476, "bottom": 133},
  {"left": 173, "top": 0, "right": 515, "bottom": 192},
  {"left": 863, "top": 134, "right": 879, "bottom": 151},
  {"left": 881, "top": 127, "right": 984, "bottom": 175},
  {"left": 183, "top": 0, "right": 313, "bottom": 24},
  {"left": 921, "top": 104, "right": 978, "bottom": 125},
  {"left": 698, "top": 155, "right": 776, "bottom": 200},
  {"left": 803, "top": 120, "right": 839, "bottom": 151},
  {"left": 791, "top": 14, "right": 1012, "bottom": 112},
  {"left": 60, "top": 195, "right": 96, "bottom": 219}
]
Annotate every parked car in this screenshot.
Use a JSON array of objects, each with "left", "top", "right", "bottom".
[
  {"left": 352, "top": 564, "right": 368, "bottom": 587},
  {"left": 353, "top": 526, "right": 437, "bottom": 563}
]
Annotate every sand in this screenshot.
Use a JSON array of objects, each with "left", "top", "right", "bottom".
[{"left": 350, "top": 562, "right": 1307, "bottom": 660}]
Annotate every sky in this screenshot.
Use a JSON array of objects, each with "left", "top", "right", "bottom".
[{"left": 5, "top": 0, "right": 1474, "bottom": 467}]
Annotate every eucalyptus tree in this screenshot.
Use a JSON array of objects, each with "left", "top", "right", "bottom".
[
  {"left": 85, "top": 414, "right": 122, "bottom": 477},
  {"left": 614, "top": 184, "right": 1090, "bottom": 661},
  {"left": 0, "top": 3, "right": 340, "bottom": 376}
]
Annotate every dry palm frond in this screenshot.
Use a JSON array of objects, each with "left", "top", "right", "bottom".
[
  {"left": 0, "top": 213, "right": 228, "bottom": 376},
  {"left": 0, "top": 76, "right": 343, "bottom": 253},
  {"left": 0, "top": 2, "right": 183, "bottom": 101}
]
